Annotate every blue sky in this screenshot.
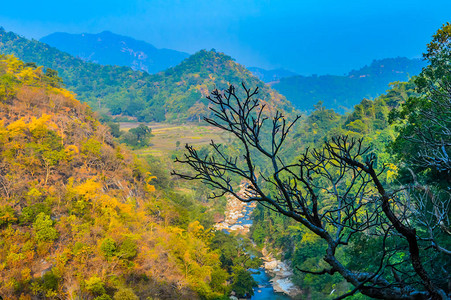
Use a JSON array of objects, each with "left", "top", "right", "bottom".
[{"left": 1, "top": 0, "right": 450, "bottom": 75}]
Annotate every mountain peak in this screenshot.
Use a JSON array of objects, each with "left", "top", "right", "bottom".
[
  {"left": 40, "top": 31, "right": 189, "bottom": 73},
  {"left": 0, "top": 28, "right": 295, "bottom": 123},
  {"left": 99, "top": 30, "right": 114, "bottom": 35}
]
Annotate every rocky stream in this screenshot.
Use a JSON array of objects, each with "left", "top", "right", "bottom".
[{"left": 214, "top": 183, "right": 302, "bottom": 299}]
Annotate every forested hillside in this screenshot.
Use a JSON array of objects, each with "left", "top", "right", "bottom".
[
  {"left": 272, "top": 57, "right": 425, "bottom": 112},
  {"left": 174, "top": 23, "right": 451, "bottom": 299},
  {"left": 0, "top": 28, "right": 295, "bottom": 123},
  {"left": 250, "top": 79, "right": 419, "bottom": 298},
  {"left": 40, "top": 31, "right": 189, "bottom": 73},
  {"left": 0, "top": 54, "right": 263, "bottom": 299},
  {"left": 143, "top": 49, "right": 295, "bottom": 122}
]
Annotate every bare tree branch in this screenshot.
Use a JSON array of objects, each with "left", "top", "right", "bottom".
[{"left": 172, "top": 84, "right": 449, "bottom": 300}]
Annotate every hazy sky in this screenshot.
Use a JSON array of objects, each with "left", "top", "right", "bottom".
[{"left": 1, "top": 0, "right": 450, "bottom": 75}]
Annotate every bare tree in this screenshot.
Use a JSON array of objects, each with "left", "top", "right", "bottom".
[{"left": 173, "top": 84, "right": 449, "bottom": 299}]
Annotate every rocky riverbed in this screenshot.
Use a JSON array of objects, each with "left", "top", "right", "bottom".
[
  {"left": 214, "top": 183, "right": 257, "bottom": 234},
  {"left": 261, "top": 248, "right": 302, "bottom": 298},
  {"left": 214, "top": 183, "right": 302, "bottom": 299}
]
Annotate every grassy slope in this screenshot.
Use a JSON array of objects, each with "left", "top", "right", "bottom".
[{"left": 121, "top": 122, "right": 232, "bottom": 157}]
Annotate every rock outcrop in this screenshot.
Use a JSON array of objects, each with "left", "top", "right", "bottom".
[
  {"left": 214, "top": 183, "right": 256, "bottom": 234},
  {"left": 261, "top": 248, "right": 302, "bottom": 298},
  {"left": 214, "top": 183, "right": 302, "bottom": 298}
]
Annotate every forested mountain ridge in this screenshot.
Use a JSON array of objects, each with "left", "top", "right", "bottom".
[
  {"left": 0, "top": 54, "right": 246, "bottom": 299},
  {"left": 145, "top": 49, "right": 296, "bottom": 122},
  {"left": 40, "top": 31, "right": 189, "bottom": 74},
  {"left": 272, "top": 57, "right": 425, "bottom": 112},
  {"left": 0, "top": 27, "right": 151, "bottom": 117},
  {"left": 0, "top": 28, "right": 295, "bottom": 123}
]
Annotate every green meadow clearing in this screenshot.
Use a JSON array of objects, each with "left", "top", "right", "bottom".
[{"left": 120, "top": 122, "right": 235, "bottom": 156}]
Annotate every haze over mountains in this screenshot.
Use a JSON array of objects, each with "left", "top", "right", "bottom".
[
  {"left": 0, "top": 27, "right": 294, "bottom": 122},
  {"left": 40, "top": 31, "right": 189, "bottom": 73},
  {"left": 248, "top": 67, "right": 298, "bottom": 82},
  {"left": 0, "top": 27, "right": 426, "bottom": 115},
  {"left": 272, "top": 57, "right": 426, "bottom": 112},
  {"left": 39, "top": 30, "right": 426, "bottom": 112}
]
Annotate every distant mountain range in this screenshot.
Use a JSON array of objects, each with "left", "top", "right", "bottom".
[
  {"left": 0, "top": 28, "right": 294, "bottom": 122},
  {"left": 0, "top": 27, "right": 427, "bottom": 116},
  {"left": 271, "top": 57, "right": 426, "bottom": 112},
  {"left": 40, "top": 31, "right": 189, "bottom": 73},
  {"left": 38, "top": 30, "right": 426, "bottom": 112},
  {"left": 248, "top": 67, "right": 298, "bottom": 82}
]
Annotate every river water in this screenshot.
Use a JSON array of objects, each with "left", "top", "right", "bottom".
[
  {"left": 216, "top": 184, "right": 297, "bottom": 299},
  {"left": 250, "top": 268, "right": 292, "bottom": 300},
  {"left": 236, "top": 205, "right": 293, "bottom": 299}
]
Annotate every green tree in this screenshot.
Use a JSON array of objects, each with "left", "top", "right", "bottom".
[
  {"left": 117, "top": 238, "right": 137, "bottom": 259},
  {"left": 121, "top": 124, "right": 152, "bottom": 148},
  {"left": 33, "top": 212, "right": 58, "bottom": 242},
  {"left": 113, "top": 288, "right": 138, "bottom": 300},
  {"left": 43, "top": 68, "right": 63, "bottom": 88},
  {"left": 230, "top": 267, "right": 258, "bottom": 298},
  {"left": 107, "top": 122, "right": 121, "bottom": 138},
  {"left": 391, "top": 22, "right": 451, "bottom": 185},
  {"left": 100, "top": 237, "right": 117, "bottom": 259},
  {"left": 0, "top": 205, "right": 16, "bottom": 226},
  {"left": 85, "top": 276, "right": 106, "bottom": 296},
  {"left": 174, "top": 84, "right": 449, "bottom": 299}
]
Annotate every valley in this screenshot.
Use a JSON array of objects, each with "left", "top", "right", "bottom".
[
  {"left": 213, "top": 183, "right": 300, "bottom": 299},
  {"left": 0, "top": 19, "right": 449, "bottom": 300}
]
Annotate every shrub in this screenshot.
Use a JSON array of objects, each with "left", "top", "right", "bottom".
[
  {"left": 100, "top": 237, "right": 117, "bottom": 259},
  {"left": 113, "top": 288, "right": 138, "bottom": 300},
  {"left": 33, "top": 212, "right": 58, "bottom": 241}
]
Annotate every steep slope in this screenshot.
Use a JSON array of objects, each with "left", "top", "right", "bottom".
[
  {"left": 40, "top": 31, "right": 189, "bottom": 73},
  {"left": 272, "top": 57, "right": 425, "bottom": 112},
  {"left": 0, "top": 54, "right": 230, "bottom": 299},
  {"left": 0, "top": 28, "right": 295, "bottom": 122}
]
